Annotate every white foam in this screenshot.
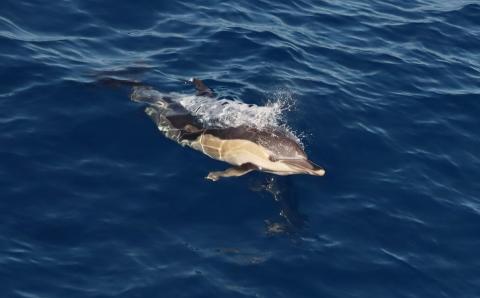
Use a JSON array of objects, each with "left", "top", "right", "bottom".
[
  {"left": 174, "top": 94, "right": 288, "bottom": 129},
  {"left": 175, "top": 90, "right": 303, "bottom": 147},
  {"left": 132, "top": 86, "right": 303, "bottom": 146}
]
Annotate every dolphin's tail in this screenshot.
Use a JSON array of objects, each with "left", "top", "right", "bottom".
[{"left": 97, "top": 77, "right": 145, "bottom": 88}]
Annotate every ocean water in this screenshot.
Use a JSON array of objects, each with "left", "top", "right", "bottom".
[{"left": 1, "top": 0, "right": 480, "bottom": 297}]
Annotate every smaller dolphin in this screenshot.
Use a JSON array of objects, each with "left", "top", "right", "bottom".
[{"left": 132, "top": 78, "right": 325, "bottom": 181}]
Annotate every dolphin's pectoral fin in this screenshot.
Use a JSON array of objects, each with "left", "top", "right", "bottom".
[
  {"left": 189, "top": 78, "right": 214, "bottom": 98},
  {"left": 205, "top": 163, "right": 257, "bottom": 181}
]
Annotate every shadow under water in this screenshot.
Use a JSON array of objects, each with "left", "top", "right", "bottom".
[{"left": 249, "top": 176, "right": 307, "bottom": 235}]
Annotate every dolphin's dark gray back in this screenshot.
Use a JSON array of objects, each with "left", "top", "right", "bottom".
[
  {"left": 204, "top": 126, "right": 307, "bottom": 159},
  {"left": 132, "top": 85, "right": 307, "bottom": 161}
]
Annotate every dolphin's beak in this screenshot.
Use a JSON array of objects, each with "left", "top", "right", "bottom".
[
  {"left": 281, "top": 159, "right": 326, "bottom": 176},
  {"left": 313, "top": 167, "right": 326, "bottom": 176},
  {"left": 305, "top": 160, "right": 325, "bottom": 176}
]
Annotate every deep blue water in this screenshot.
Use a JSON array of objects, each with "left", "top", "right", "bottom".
[{"left": 1, "top": 0, "right": 480, "bottom": 297}]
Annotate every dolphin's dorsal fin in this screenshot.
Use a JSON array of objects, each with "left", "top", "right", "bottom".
[{"left": 189, "top": 78, "right": 214, "bottom": 97}]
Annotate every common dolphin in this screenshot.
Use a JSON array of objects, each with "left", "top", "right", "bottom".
[{"left": 131, "top": 78, "right": 325, "bottom": 181}]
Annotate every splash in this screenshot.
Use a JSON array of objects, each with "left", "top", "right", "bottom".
[
  {"left": 131, "top": 86, "right": 303, "bottom": 145},
  {"left": 176, "top": 92, "right": 294, "bottom": 130}
]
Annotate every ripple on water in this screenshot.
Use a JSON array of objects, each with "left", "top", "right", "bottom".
[{"left": 1, "top": 0, "right": 480, "bottom": 297}]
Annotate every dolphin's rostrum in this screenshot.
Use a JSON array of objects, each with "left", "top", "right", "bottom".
[{"left": 132, "top": 78, "right": 325, "bottom": 181}]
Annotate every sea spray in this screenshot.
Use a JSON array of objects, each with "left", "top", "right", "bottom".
[{"left": 131, "top": 86, "right": 304, "bottom": 147}]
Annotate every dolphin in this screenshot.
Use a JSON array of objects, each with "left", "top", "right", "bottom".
[{"left": 131, "top": 78, "right": 325, "bottom": 181}]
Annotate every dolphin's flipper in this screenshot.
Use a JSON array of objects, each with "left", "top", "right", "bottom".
[
  {"left": 206, "top": 163, "right": 257, "bottom": 181},
  {"left": 190, "top": 78, "right": 214, "bottom": 97}
]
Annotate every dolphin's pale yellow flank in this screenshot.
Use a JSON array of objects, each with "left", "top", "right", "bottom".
[
  {"left": 188, "top": 130, "right": 325, "bottom": 181},
  {"left": 133, "top": 78, "right": 325, "bottom": 181}
]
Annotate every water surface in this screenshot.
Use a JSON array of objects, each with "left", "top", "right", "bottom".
[{"left": 1, "top": 0, "right": 480, "bottom": 297}]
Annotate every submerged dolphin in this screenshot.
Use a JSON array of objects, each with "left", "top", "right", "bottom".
[{"left": 132, "top": 78, "right": 325, "bottom": 181}]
